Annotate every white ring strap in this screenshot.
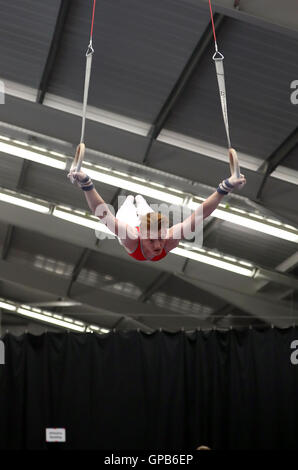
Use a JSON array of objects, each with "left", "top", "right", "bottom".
[
  {"left": 213, "top": 53, "right": 231, "bottom": 150},
  {"left": 80, "top": 42, "right": 94, "bottom": 144}
]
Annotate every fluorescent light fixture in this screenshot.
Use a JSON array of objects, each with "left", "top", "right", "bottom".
[
  {"left": 0, "top": 297, "right": 110, "bottom": 333},
  {"left": 172, "top": 246, "right": 255, "bottom": 277},
  {"left": 0, "top": 301, "right": 16, "bottom": 311},
  {"left": 88, "top": 325, "right": 110, "bottom": 334},
  {"left": 17, "top": 307, "right": 85, "bottom": 331},
  {"left": 53, "top": 207, "right": 114, "bottom": 235},
  {"left": 84, "top": 167, "right": 184, "bottom": 205},
  {"left": 213, "top": 209, "right": 298, "bottom": 243},
  {"left": 0, "top": 135, "right": 182, "bottom": 205},
  {"left": 189, "top": 200, "right": 298, "bottom": 243},
  {"left": 44, "top": 94, "right": 151, "bottom": 137},
  {"left": 0, "top": 191, "right": 50, "bottom": 214},
  {"left": 0, "top": 140, "right": 66, "bottom": 170}
]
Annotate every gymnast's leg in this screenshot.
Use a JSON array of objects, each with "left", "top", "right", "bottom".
[
  {"left": 116, "top": 195, "right": 140, "bottom": 227},
  {"left": 135, "top": 194, "right": 154, "bottom": 217}
]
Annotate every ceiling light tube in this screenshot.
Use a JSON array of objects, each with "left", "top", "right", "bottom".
[
  {"left": 17, "top": 307, "right": 86, "bottom": 332},
  {"left": 0, "top": 301, "right": 16, "bottom": 311},
  {"left": 213, "top": 209, "right": 298, "bottom": 243},
  {"left": 84, "top": 167, "right": 184, "bottom": 205},
  {"left": 0, "top": 297, "right": 110, "bottom": 334},
  {"left": 172, "top": 246, "right": 255, "bottom": 277},
  {"left": 53, "top": 207, "right": 115, "bottom": 235},
  {"left": 0, "top": 191, "right": 50, "bottom": 214},
  {"left": 189, "top": 201, "right": 298, "bottom": 243},
  {"left": 0, "top": 140, "right": 66, "bottom": 170}
]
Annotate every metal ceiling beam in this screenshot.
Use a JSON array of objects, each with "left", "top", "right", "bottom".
[
  {"left": 175, "top": 272, "right": 298, "bottom": 328},
  {"left": 251, "top": 252, "right": 298, "bottom": 295},
  {"left": 253, "top": 267, "right": 298, "bottom": 291},
  {"left": 66, "top": 248, "right": 92, "bottom": 298},
  {"left": 37, "top": 0, "right": 71, "bottom": 104},
  {"left": 16, "top": 159, "right": 30, "bottom": 191},
  {"left": 277, "top": 252, "right": 298, "bottom": 273},
  {"left": 138, "top": 272, "right": 172, "bottom": 303},
  {"left": 209, "top": 303, "right": 236, "bottom": 325},
  {"left": 207, "top": 252, "right": 298, "bottom": 325},
  {"left": 1, "top": 158, "right": 30, "bottom": 261},
  {"left": 203, "top": 218, "right": 222, "bottom": 241},
  {"left": 256, "top": 128, "right": 298, "bottom": 200},
  {"left": 142, "top": 13, "right": 225, "bottom": 164},
  {"left": 199, "top": 0, "right": 298, "bottom": 39},
  {"left": 1, "top": 225, "right": 14, "bottom": 261}
]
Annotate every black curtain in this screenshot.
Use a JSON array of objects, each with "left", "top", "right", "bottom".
[{"left": 1, "top": 329, "right": 298, "bottom": 450}]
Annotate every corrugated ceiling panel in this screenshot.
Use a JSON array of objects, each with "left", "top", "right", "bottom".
[
  {"left": 0, "top": 153, "right": 24, "bottom": 189},
  {"left": 283, "top": 144, "right": 298, "bottom": 170},
  {"left": 0, "top": 281, "right": 58, "bottom": 305},
  {"left": 260, "top": 177, "right": 298, "bottom": 226},
  {"left": 204, "top": 222, "right": 296, "bottom": 268},
  {"left": 48, "top": 0, "right": 211, "bottom": 122},
  {"left": 166, "top": 17, "right": 298, "bottom": 158},
  {"left": 0, "top": 221, "right": 10, "bottom": 247},
  {"left": 8, "top": 226, "right": 79, "bottom": 267},
  {"left": 157, "top": 276, "right": 224, "bottom": 310},
  {"left": 0, "top": 0, "right": 61, "bottom": 88},
  {"left": 84, "top": 250, "right": 159, "bottom": 291}
]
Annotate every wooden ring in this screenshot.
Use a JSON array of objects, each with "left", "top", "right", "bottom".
[
  {"left": 69, "top": 143, "right": 85, "bottom": 184},
  {"left": 229, "top": 148, "right": 240, "bottom": 178}
]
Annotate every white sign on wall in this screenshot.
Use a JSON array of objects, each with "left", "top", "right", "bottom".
[{"left": 45, "top": 428, "right": 66, "bottom": 442}]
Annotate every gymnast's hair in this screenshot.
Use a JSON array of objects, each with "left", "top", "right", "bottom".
[{"left": 139, "top": 212, "right": 169, "bottom": 239}]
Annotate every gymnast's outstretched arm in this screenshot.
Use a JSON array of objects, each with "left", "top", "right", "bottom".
[
  {"left": 165, "top": 173, "right": 246, "bottom": 251},
  {"left": 68, "top": 170, "right": 138, "bottom": 249}
]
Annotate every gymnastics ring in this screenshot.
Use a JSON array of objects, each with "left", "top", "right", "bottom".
[
  {"left": 229, "top": 148, "right": 241, "bottom": 179},
  {"left": 69, "top": 143, "right": 85, "bottom": 184}
]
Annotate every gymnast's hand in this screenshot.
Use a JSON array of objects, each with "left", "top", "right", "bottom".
[
  {"left": 67, "top": 169, "right": 93, "bottom": 190},
  {"left": 67, "top": 169, "right": 88, "bottom": 183},
  {"left": 217, "top": 173, "right": 246, "bottom": 195},
  {"left": 228, "top": 173, "right": 246, "bottom": 189}
]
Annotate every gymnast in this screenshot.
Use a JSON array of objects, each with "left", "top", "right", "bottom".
[{"left": 68, "top": 168, "right": 245, "bottom": 262}]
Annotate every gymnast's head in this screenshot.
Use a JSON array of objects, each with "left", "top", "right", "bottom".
[{"left": 139, "top": 212, "right": 168, "bottom": 256}]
